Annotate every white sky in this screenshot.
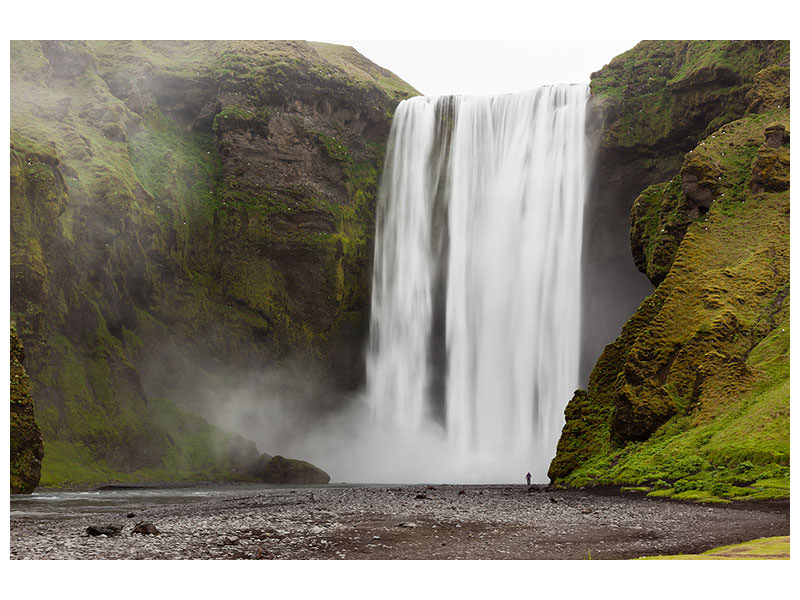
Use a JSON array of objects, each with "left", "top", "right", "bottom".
[{"left": 326, "top": 40, "right": 639, "bottom": 96}]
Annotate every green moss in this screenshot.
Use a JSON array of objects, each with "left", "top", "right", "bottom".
[
  {"left": 308, "top": 42, "right": 420, "bottom": 100},
  {"left": 553, "top": 105, "right": 789, "bottom": 502},
  {"left": 40, "top": 441, "right": 121, "bottom": 486},
  {"left": 641, "top": 536, "right": 789, "bottom": 560},
  {"left": 318, "top": 133, "right": 352, "bottom": 164},
  {"left": 591, "top": 41, "right": 789, "bottom": 151},
  {"left": 10, "top": 324, "right": 44, "bottom": 493},
  {"left": 671, "top": 489, "right": 731, "bottom": 504},
  {"left": 39, "top": 395, "right": 260, "bottom": 487}
]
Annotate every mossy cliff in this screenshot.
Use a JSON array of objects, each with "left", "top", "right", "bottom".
[
  {"left": 10, "top": 41, "right": 417, "bottom": 488},
  {"left": 551, "top": 41, "right": 789, "bottom": 503},
  {"left": 10, "top": 323, "right": 45, "bottom": 493},
  {"left": 580, "top": 40, "right": 789, "bottom": 380}
]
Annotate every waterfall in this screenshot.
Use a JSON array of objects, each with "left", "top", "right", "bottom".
[{"left": 366, "top": 85, "right": 588, "bottom": 483}]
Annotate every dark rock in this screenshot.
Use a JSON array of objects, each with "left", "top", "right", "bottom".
[
  {"left": 764, "top": 124, "right": 789, "bottom": 149},
  {"left": 681, "top": 152, "right": 719, "bottom": 212},
  {"left": 87, "top": 524, "right": 123, "bottom": 537},
  {"left": 255, "top": 455, "right": 330, "bottom": 485},
  {"left": 126, "top": 512, "right": 135, "bottom": 518},
  {"left": 255, "top": 546, "right": 275, "bottom": 559},
  {"left": 131, "top": 522, "right": 160, "bottom": 535},
  {"left": 751, "top": 125, "right": 790, "bottom": 194},
  {"left": 415, "top": 493, "right": 428, "bottom": 500}
]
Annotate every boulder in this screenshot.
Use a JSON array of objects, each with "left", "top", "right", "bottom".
[
  {"left": 751, "top": 129, "right": 790, "bottom": 194},
  {"left": 87, "top": 524, "right": 123, "bottom": 537},
  {"left": 254, "top": 455, "right": 330, "bottom": 485},
  {"left": 131, "top": 522, "right": 160, "bottom": 535},
  {"left": 764, "top": 124, "right": 789, "bottom": 149},
  {"left": 680, "top": 152, "right": 720, "bottom": 212}
]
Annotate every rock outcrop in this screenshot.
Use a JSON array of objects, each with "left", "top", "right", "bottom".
[
  {"left": 253, "top": 455, "right": 331, "bottom": 485},
  {"left": 10, "top": 324, "right": 44, "bottom": 493},
  {"left": 551, "top": 41, "right": 789, "bottom": 502},
  {"left": 580, "top": 40, "right": 789, "bottom": 380},
  {"left": 10, "top": 41, "right": 417, "bottom": 485}
]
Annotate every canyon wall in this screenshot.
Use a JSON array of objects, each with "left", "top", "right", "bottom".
[
  {"left": 553, "top": 41, "right": 789, "bottom": 502},
  {"left": 10, "top": 40, "right": 417, "bottom": 486}
]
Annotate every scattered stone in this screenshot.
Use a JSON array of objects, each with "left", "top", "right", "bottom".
[
  {"left": 131, "top": 522, "right": 160, "bottom": 535},
  {"left": 309, "top": 526, "right": 324, "bottom": 535},
  {"left": 458, "top": 490, "right": 466, "bottom": 495},
  {"left": 254, "top": 546, "right": 275, "bottom": 560},
  {"left": 550, "top": 497, "right": 558, "bottom": 503},
  {"left": 415, "top": 493, "right": 428, "bottom": 500},
  {"left": 87, "top": 524, "right": 123, "bottom": 537},
  {"left": 11, "top": 484, "right": 789, "bottom": 559}
]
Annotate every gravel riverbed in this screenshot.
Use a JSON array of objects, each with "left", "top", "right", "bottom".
[{"left": 9, "top": 485, "right": 789, "bottom": 560}]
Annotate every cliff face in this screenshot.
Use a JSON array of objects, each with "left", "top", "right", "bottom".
[
  {"left": 10, "top": 324, "right": 44, "bottom": 493},
  {"left": 552, "top": 41, "right": 789, "bottom": 503},
  {"left": 580, "top": 40, "right": 789, "bottom": 381},
  {"left": 10, "top": 40, "right": 417, "bottom": 486}
]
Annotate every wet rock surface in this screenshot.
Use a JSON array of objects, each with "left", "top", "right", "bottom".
[{"left": 9, "top": 485, "right": 788, "bottom": 560}]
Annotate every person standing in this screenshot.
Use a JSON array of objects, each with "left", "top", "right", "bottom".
[{"left": 525, "top": 472, "right": 532, "bottom": 487}]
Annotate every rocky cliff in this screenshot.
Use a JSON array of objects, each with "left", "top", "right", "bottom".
[
  {"left": 580, "top": 40, "right": 789, "bottom": 381},
  {"left": 10, "top": 40, "right": 417, "bottom": 487},
  {"left": 552, "top": 41, "right": 789, "bottom": 502},
  {"left": 10, "top": 323, "right": 45, "bottom": 493}
]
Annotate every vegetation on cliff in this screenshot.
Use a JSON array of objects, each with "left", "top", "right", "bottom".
[
  {"left": 551, "top": 40, "right": 789, "bottom": 503},
  {"left": 10, "top": 323, "right": 44, "bottom": 493},
  {"left": 580, "top": 40, "right": 789, "bottom": 379},
  {"left": 10, "top": 41, "right": 417, "bottom": 487}
]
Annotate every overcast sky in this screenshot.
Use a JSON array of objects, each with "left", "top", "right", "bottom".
[{"left": 328, "top": 40, "right": 639, "bottom": 96}]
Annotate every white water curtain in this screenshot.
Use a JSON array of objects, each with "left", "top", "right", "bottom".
[{"left": 367, "top": 85, "right": 588, "bottom": 482}]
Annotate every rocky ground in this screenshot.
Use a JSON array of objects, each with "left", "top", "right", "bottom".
[{"left": 9, "top": 485, "right": 789, "bottom": 560}]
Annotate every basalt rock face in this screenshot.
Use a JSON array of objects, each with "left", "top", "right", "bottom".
[
  {"left": 551, "top": 42, "right": 789, "bottom": 501},
  {"left": 10, "top": 324, "right": 45, "bottom": 494},
  {"left": 580, "top": 40, "right": 789, "bottom": 382},
  {"left": 10, "top": 41, "right": 417, "bottom": 485}
]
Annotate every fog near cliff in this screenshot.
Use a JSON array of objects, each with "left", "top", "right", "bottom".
[{"left": 140, "top": 341, "right": 547, "bottom": 484}]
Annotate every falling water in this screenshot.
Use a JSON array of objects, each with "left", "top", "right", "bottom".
[{"left": 366, "top": 85, "right": 588, "bottom": 483}]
